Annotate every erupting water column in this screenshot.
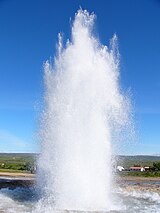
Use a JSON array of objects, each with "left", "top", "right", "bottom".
[{"left": 36, "top": 9, "right": 130, "bottom": 212}]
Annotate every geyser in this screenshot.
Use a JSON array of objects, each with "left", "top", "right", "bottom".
[{"left": 36, "top": 9, "right": 130, "bottom": 212}]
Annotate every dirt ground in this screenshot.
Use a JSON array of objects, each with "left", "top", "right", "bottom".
[
  {"left": 0, "top": 172, "right": 35, "bottom": 179},
  {"left": 0, "top": 171, "right": 160, "bottom": 181},
  {"left": 119, "top": 176, "right": 160, "bottom": 182}
]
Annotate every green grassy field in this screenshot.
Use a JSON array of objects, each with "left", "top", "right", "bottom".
[
  {"left": 119, "top": 171, "right": 160, "bottom": 177},
  {"left": 0, "top": 153, "right": 37, "bottom": 173}
]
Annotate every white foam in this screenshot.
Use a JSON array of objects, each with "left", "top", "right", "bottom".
[
  {"left": 123, "top": 189, "right": 160, "bottom": 204},
  {"left": 116, "top": 187, "right": 160, "bottom": 213},
  {"left": 1, "top": 188, "right": 160, "bottom": 213},
  {"left": 0, "top": 189, "right": 31, "bottom": 213}
]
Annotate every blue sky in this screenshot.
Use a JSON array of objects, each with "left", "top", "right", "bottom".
[{"left": 0, "top": 0, "right": 160, "bottom": 154}]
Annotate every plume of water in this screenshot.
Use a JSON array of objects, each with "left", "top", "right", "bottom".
[{"left": 36, "top": 9, "right": 130, "bottom": 212}]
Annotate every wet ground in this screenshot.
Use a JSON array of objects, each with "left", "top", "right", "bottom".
[{"left": 0, "top": 174, "right": 160, "bottom": 213}]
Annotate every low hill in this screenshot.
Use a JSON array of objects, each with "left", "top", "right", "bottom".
[{"left": 117, "top": 155, "right": 160, "bottom": 167}]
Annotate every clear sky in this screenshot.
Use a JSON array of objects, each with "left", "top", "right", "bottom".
[{"left": 0, "top": 0, "right": 160, "bottom": 154}]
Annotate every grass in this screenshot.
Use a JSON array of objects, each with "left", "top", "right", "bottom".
[
  {"left": 119, "top": 171, "right": 160, "bottom": 177},
  {"left": 0, "top": 153, "right": 37, "bottom": 173}
]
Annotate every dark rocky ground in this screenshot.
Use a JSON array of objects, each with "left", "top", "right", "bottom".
[
  {"left": 117, "top": 176, "right": 160, "bottom": 193},
  {"left": 0, "top": 178, "right": 35, "bottom": 190}
]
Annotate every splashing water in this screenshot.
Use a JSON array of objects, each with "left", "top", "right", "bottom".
[{"left": 36, "top": 9, "right": 130, "bottom": 212}]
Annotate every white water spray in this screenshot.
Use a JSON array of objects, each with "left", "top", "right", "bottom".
[{"left": 36, "top": 9, "right": 130, "bottom": 212}]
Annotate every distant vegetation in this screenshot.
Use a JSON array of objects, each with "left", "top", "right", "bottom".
[
  {"left": 0, "top": 154, "right": 160, "bottom": 176},
  {"left": 120, "top": 171, "right": 160, "bottom": 178},
  {"left": 117, "top": 155, "right": 160, "bottom": 167},
  {"left": 0, "top": 153, "right": 37, "bottom": 173},
  {"left": 117, "top": 155, "right": 160, "bottom": 177}
]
